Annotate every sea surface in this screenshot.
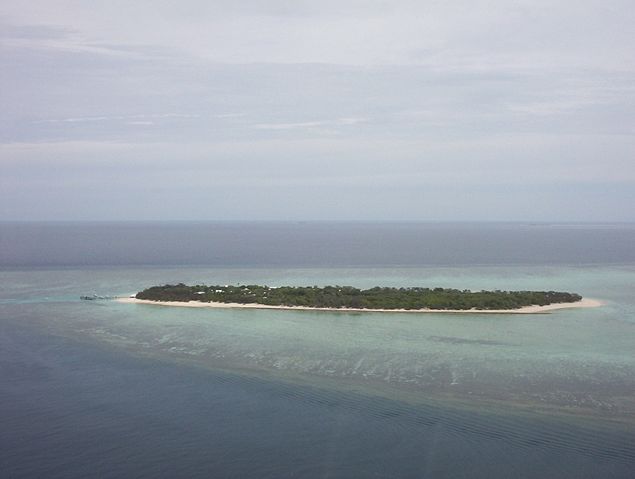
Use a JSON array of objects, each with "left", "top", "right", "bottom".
[{"left": 1, "top": 222, "right": 635, "bottom": 478}]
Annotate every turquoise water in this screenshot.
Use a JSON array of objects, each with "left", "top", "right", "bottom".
[
  {"left": 3, "top": 265, "right": 634, "bottom": 419},
  {"left": 2, "top": 223, "right": 635, "bottom": 477}
]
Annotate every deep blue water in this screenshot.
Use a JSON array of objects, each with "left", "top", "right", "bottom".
[
  {"left": 2, "top": 221, "right": 635, "bottom": 267},
  {"left": 2, "top": 318, "right": 633, "bottom": 479},
  {"left": 1, "top": 222, "right": 634, "bottom": 478}
]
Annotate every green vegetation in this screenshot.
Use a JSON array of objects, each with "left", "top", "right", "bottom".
[{"left": 135, "top": 284, "right": 582, "bottom": 310}]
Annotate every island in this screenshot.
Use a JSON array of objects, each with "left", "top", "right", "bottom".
[{"left": 117, "top": 283, "right": 601, "bottom": 313}]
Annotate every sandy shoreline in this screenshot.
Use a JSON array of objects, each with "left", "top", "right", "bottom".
[{"left": 115, "top": 296, "right": 603, "bottom": 314}]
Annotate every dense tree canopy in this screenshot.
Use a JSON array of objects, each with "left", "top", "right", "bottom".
[{"left": 135, "top": 284, "right": 582, "bottom": 310}]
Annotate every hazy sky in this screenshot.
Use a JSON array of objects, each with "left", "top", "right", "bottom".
[{"left": 1, "top": 1, "right": 634, "bottom": 221}]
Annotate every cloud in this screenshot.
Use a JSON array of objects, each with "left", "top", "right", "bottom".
[
  {"left": 1, "top": 1, "right": 634, "bottom": 220},
  {"left": 253, "top": 117, "right": 368, "bottom": 131},
  {"left": 254, "top": 121, "right": 325, "bottom": 130},
  {"left": 0, "top": 21, "right": 72, "bottom": 40},
  {"left": 2, "top": 1, "right": 634, "bottom": 70},
  {"left": 34, "top": 113, "right": 201, "bottom": 124}
]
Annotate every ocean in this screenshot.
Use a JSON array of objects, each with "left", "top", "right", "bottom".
[{"left": 1, "top": 222, "right": 634, "bottom": 478}]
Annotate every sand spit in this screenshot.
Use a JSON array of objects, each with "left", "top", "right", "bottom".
[{"left": 115, "top": 296, "right": 603, "bottom": 314}]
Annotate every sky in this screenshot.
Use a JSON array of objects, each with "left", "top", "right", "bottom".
[{"left": 1, "top": 0, "right": 634, "bottom": 221}]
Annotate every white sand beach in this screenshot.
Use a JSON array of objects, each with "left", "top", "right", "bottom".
[{"left": 116, "top": 296, "right": 603, "bottom": 314}]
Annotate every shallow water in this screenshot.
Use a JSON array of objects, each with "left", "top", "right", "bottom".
[
  {"left": 2, "top": 223, "right": 635, "bottom": 477},
  {"left": 3, "top": 316, "right": 632, "bottom": 479}
]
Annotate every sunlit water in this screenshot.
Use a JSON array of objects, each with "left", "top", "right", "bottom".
[{"left": 2, "top": 223, "right": 635, "bottom": 477}]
